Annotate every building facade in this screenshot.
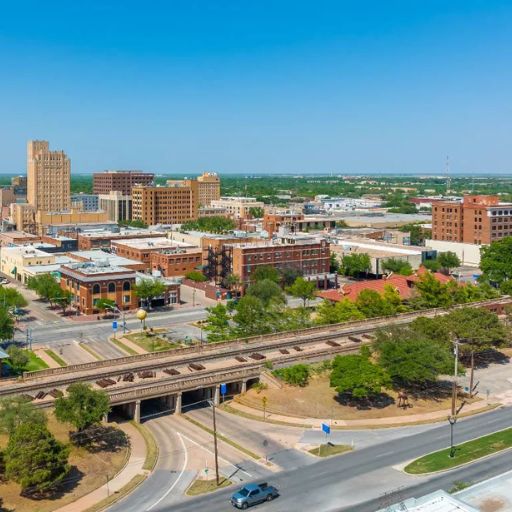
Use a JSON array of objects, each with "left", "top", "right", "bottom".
[
  {"left": 0, "top": 246, "right": 56, "bottom": 284},
  {"left": 132, "top": 185, "right": 198, "bottom": 225},
  {"left": 71, "top": 193, "right": 99, "bottom": 211},
  {"left": 210, "top": 197, "right": 265, "bottom": 219},
  {"left": 59, "top": 261, "right": 138, "bottom": 314},
  {"left": 229, "top": 237, "right": 330, "bottom": 287},
  {"left": 150, "top": 248, "right": 203, "bottom": 277},
  {"left": 98, "top": 191, "right": 132, "bottom": 222},
  {"left": 196, "top": 172, "right": 221, "bottom": 206},
  {"left": 27, "top": 140, "right": 71, "bottom": 211},
  {"left": 432, "top": 195, "right": 512, "bottom": 245},
  {"left": 263, "top": 209, "right": 305, "bottom": 236},
  {"left": 93, "top": 170, "right": 154, "bottom": 196}
]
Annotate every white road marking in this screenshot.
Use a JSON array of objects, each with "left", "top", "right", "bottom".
[
  {"left": 146, "top": 432, "right": 188, "bottom": 511},
  {"left": 178, "top": 431, "right": 253, "bottom": 477}
]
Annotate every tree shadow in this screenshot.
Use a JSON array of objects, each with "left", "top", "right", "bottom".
[
  {"left": 20, "top": 466, "right": 84, "bottom": 501},
  {"left": 471, "top": 349, "right": 510, "bottom": 369},
  {"left": 400, "top": 380, "right": 453, "bottom": 402},
  {"left": 70, "top": 425, "right": 129, "bottom": 454},
  {"left": 334, "top": 392, "right": 395, "bottom": 410}
]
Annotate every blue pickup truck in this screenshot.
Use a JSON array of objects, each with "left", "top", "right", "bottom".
[{"left": 230, "top": 482, "right": 279, "bottom": 509}]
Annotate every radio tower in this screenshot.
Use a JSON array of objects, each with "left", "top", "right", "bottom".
[{"left": 445, "top": 156, "right": 451, "bottom": 196}]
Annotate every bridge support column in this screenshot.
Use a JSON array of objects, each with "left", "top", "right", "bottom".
[
  {"left": 134, "top": 400, "right": 141, "bottom": 424},
  {"left": 175, "top": 392, "right": 182, "bottom": 415},
  {"left": 213, "top": 385, "right": 220, "bottom": 406},
  {"left": 241, "top": 379, "right": 248, "bottom": 393}
]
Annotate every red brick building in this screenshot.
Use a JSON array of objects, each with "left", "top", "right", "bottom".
[
  {"left": 93, "top": 171, "right": 154, "bottom": 196},
  {"left": 150, "top": 249, "right": 202, "bottom": 277},
  {"left": 432, "top": 195, "right": 512, "bottom": 245}
]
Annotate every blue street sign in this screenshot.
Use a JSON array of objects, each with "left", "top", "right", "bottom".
[
  {"left": 321, "top": 423, "right": 330, "bottom": 435},
  {"left": 220, "top": 383, "right": 227, "bottom": 396},
  {"left": 112, "top": 321, "right": 118, "bottom": 331}
]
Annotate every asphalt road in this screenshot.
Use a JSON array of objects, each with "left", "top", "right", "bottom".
[{"left": 143, "top": 406, "right": 512, "bottom": 512}]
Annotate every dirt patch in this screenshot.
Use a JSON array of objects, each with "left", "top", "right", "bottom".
[
  {"left": 236, "top": 373, "right": 479, "bottom": 420},
  {"left": 0, "top": 414, "right": 129, "bottom": 512},
  {"left": 479, "top": 498, "right": 506, "bottom": 512}
]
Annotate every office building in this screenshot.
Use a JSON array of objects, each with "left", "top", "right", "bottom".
[
  {"left": 166, "top": 172, "right": 220, "bottom": 207},
  {"left": 98, "top": 191, "right": 132, "bottom": 222},
  {"left": 93, "top": 170, "right": 154, "bottom": 196},
  {"left": 132, "top": 185, "right": 198, "bottom": 226},
  {"left": 0, "top": 188, "right": 15, "bottom": 207},
  {"left": 263, "top": 209, "right": 305, "bottom": 236},
  {"left": 71, "top": 193, "right": 99, "bottom": 211},
  {"left": 210, "top": 197, "right": 265, "bottom": 219},
  {"left": 431, "top": 195, "right": 512, "bottom": 245},
  {"left": 27, "top": 140, "right": 71, "bottom": 211}
]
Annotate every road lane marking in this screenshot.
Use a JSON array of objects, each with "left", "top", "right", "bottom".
[
  {"left": 178, "top": 431, "right": 253, "bottom": 477},
  {"left": 146, "top": 432, "right": 188, "bottom": 511}
]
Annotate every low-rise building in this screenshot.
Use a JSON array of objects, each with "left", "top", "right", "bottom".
[
  {"left": 150, "top": 248, "right": 203, "bottom": 277},
  {"left": 210, "top": 197, "right": 265, "bottom": 220},
  {"left": 35, "top": 208, "right": 110, "bottom": 236},
  {"left": 76, "top": 229, "right": 164, "bottom": 251},
  {"left": 59, "top": 261, "right": 138, "bottom": 314},
  {"left": 67, "top": 250, "right": 147, "bottom": 272},
  {"left": 0, "top": 231, "right": 40, "bottom": 247},
  {"left": 0, "top": 245, "right": 57, "bottom": 284}
]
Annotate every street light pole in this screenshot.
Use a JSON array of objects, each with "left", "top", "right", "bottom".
[{"left": 449, "top": 339, "right": 461, "bottom": 458}]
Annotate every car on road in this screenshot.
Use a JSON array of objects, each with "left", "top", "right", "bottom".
[{"left": 230, "top": 482, "right": 279, "bottom": 509}]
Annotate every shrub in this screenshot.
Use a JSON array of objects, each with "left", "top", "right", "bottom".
[{"left": 273, "top": 364, "right": 310, "bottom": 387}]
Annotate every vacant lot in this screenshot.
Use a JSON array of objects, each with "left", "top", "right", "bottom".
[
  {"left": 0, "top": 414, "right": 129, "bottom": 512},
  {"left": 236, "top": 373, "right": 476, "bottom": 420}
]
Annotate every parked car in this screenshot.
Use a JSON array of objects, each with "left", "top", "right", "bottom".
[
  {"left": 230, "top": 482, "right": 279, "bottom": 509},
  {"left": 0, "top": 279, "right": 9, "bottom": 285}
]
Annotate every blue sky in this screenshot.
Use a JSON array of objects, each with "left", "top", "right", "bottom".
[{"left": 0, "top": 1, "right": 511, "bottom": 174}]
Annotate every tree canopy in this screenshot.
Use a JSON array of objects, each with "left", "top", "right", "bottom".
[
  {"left": 340, "top": 253, "right": 371, "bottom": 277},
  {"left": 286, "top": 277, "right": 317, "bottom": 307},
  {"left": 55, "top": 383, "right": 110, "bottom": 433},
  {"left": 480, "top": 236, "right": 512, "bottom": 291},
  {"left": 0, "top": 396, "right": 47, "bottom": 436},
  {"left": 0, "top": 307, "right": 15, "bottom": 341},
  {"left": 355, "top": 289, "right": 396, "bottom": 318},
  {"left": 4, "top": 422, "right": 70, "bottom": 495},
  {"left": 330, "top": 354, "right": 391, "bottom": 399},
  {"left": 181, "top": 216, "right": 236, "bottom": 234},
  {"left": 251, "top": 265, "right": 280, "bottom": 284},
  {"left": 381, "top": 258, "right": 413, "bottom": 276},
  {"left": 27, "top": 274, "right": 61, "bottom": 303},
  {"left": 315, "top": 298, "right": 364, "bottom": 325},
  {"left": 134, "top": 279, "right": 166, "bottom": 308},
  {"left": 246, "top": 279, "right": 286, "bottom": 307},
  {"left": 437, "top": 251, "right": 461, "bottom": 274}
]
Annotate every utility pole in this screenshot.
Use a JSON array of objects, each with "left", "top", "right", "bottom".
[
  {"left": 210, "top": 399, "right": 220, "bottom": 485},
  {"left": 449, "top": 339, "right": 465, "bottom": 458}
]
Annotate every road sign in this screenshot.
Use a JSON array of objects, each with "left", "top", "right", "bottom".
[
  {"left": 321, "top": 423, "right": 331, "bottom": 435},
  {"left": 112, "top": 321, "right": 118, "bottom": 331},
  {"left": 220, "top": 383, "right": 227, "bottom": 396}
]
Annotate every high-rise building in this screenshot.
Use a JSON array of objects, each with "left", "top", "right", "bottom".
[
  {"left": 93, "top": 170, "right": 155, "bottom": 196},
  {"left": 431, "top": 195, "right": 512, "bottom": 245},
  {"left": 132, "top": 184, "right": 198, "bottom": 226},
  {"left": 27, "top": 140, "right": 71, "bottom": 211},
  {"left": 71, "top": 193, "right": 99, "bottom": 211},
  {"left": 98, "top": 191, "right": 132, "bottom": 223},
  {"left": 166, "top": 172, "right": 220, "bottom": 207}
]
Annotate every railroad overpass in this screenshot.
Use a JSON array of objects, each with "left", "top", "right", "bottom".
[{"left": 1, "top": 297, "right": 509, "bottom": 422}]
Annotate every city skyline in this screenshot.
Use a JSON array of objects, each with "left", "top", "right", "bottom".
[{"left": 1, "top": 1, "right": 512, "bottom": 174}]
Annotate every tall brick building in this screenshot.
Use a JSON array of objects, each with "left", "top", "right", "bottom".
[
  {"left": 93, "top": 170, "right": 154, "bottom": 196},
  {"left": 432, "top": 195, "right": 512, "bottom": 245}
]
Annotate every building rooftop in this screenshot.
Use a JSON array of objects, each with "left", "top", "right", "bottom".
[
  {"left": 68, "top": 250, "right": 145, "bottom": 267},
  {"left": 112, "top": 237, "right": 194, "bottom": 250},
  {"left": 61, "top": 261, "right": 136, "bottom": 277},
  {"left": 2, "top": 245, "right": 52, "bottom": 258}
]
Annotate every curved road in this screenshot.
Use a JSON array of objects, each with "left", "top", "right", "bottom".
[{"left": 120, "top": 406, "right": 512, "bottom": 512}]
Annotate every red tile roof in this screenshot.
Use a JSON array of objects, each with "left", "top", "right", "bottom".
[{"left": 317, "top": 267, "right": 453, "bottom": 303}]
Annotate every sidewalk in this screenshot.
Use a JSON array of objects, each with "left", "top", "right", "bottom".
[
  {"left": 56, "top": 422, "right": 148, "bottom": 512},
  {"left": 228, "top": 399, "right": 498, "bottom": 429}
]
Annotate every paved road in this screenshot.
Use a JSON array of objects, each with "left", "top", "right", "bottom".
[{"left": 141, "top": 407, "right": 512, "bottom": 512}]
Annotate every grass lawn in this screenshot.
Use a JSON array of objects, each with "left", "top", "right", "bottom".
[
  {"left": 25, "top": 350, "right": 49, "bottom": 372},
  {"left": 0, "top": 413, "right": 129, "bottom": 512},
  {"left": 45, "top": 349, "right": 67, "bottom": 367},
  {"left": 125, "top": 331, "right": 181, "bottom": 352},
  {"left": 111, "top": 338, "right": 138, "bottom": 355},
  {"left": 405, "top": 428, "right": 512, "bottom": 474},
  {"left": 186, "top": 478, "right": 232, "bottom": 496},
  {"left": 308, "top": 444, "right": 352, "bottom": 457}
]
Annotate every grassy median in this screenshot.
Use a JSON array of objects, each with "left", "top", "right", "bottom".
[
  {"left": 405, "top": 428, "right": 512, "bottom": 474},
  {"left": 308, "top": 444, "right": 352, "bottom": 457}
]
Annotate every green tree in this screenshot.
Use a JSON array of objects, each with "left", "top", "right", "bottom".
[
  {"left": 27, "top": 274, "right": 61, "bottom": 304},
  {"left": 329, "top": 253, "right": 340, "bottom": 273},
  {"left": 411, "top": 272, "right": 452, "bottom": 309},
  {"left": 480, "top": 237, "right": 512, "bottom": 291},
  {"left": 252, "top": 265, "right": 280, "bottom": 283},
  {"left": 330, "top": 354, "right": 391, "bottom": 399},
  {"left": 248, "top": 206, "right": 264, "bottom": 218},
  {"left": 222, "top": 273, "right": 241, "bottom": 291},
  {"left": 0, "top": 307, "right": 14, "bottom": 341},
  {"left": 279, "top": 267, "right": 302, "bottom": 287},
  {"left": 232, "top": 295, "right": 271, "bottom": 337},
  {"left": 246, "top": 279, "right": 285, "bottom": 307},
  {"left": 286, "top": 277, "right": 317, "bottom": 307},
  {"left": 6, "top": 345, "right": 28, "bottom": 373},
  {"left": 437, "top": 251, "right": 461, "bottom": 275},
  {"left": 422, "top": 259, "right": 441, "bottom": 272},
  {"left": 181, "top": 216, "right": 236, "bottom": 234},
  {"left": 381, "top": 258, "right": 413, "bottom": 276},
  {"left": 0, "top": 286, "right": 28, "bottom": 309},
  {"left": 0, "top": 396, "right": 47, "bottom": 435},
  {"left": 134, "top": 278, "right": 166, "bottom": 309},
  {"left": 274, "top": 364, "right": 310, "bottom": 387},
  {"left": 185, "top": 271, "right": 207, "bottom": 282},
  {"left": 119, "top": 219, "right": 148, "bottom": 228},
  {"left": 54, "top": 289, "right": 73, "bottom": 315},
  {"left": 315, "top": 298, "right": 364, "bottom": 325},
  {"left": 340, "top": 253, "right": 371, "bottom": 277},
  {"left": 376, "top": 329, "right": 453, "bottom": 388},
  {"left": 5, "top": 423, "right": 69, "bottom": 495},
  {"left": 399, "top": 223, "right": 431, "bottom": 245},
  {"left": 55, "top": 383, "right": 110, "bottom": 433},
  {"left": 94, "top": 298, "right": 116, "bottom": 316},
  {"left": 204, "top": 303, "right": 232, "bottom": 342},
  {"left": 280, "top": 306, "right": 312, "bottom": 331},
  {"left": 355, "top": 289, "right": 395, "bottom": 318}
]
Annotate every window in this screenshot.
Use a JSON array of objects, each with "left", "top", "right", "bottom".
[
  {"left": 108, "top": 282, "right": 116, "bottom": 293},
  {"left": 123, "top": 295, "right": 130, "bottom": 303},
  {"left": 92, "top": 284, "right": 100, "bottom": 294},
  {"left": 123, "top": 281, "right": 131, "bottom": 291}
]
